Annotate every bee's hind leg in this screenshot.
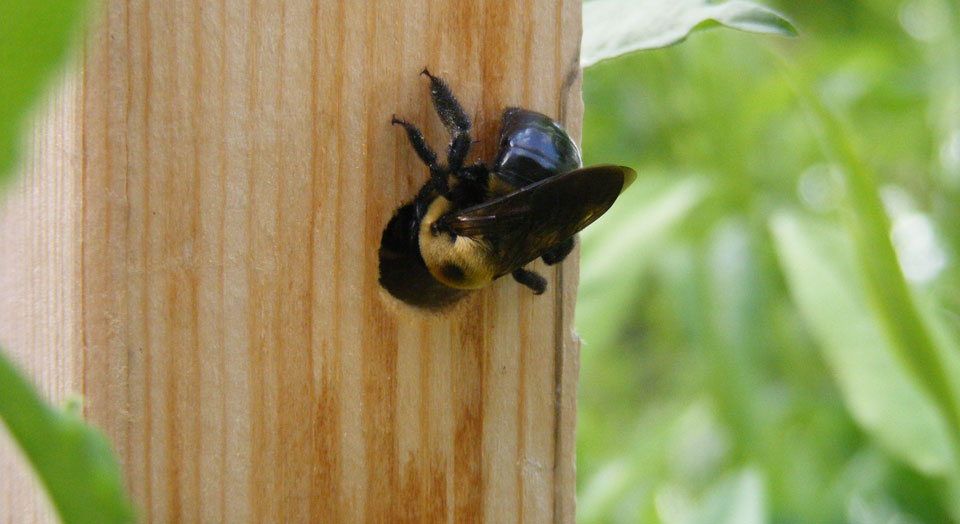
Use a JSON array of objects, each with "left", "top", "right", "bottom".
[
  {"left": 541, "top": 237, "right": 575, "bottom": 265},
  {"left": 512, "top": 268, "right": 547, "bottom": 295}
]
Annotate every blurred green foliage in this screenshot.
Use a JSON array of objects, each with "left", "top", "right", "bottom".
[
  {"left": 0, "top": 0, "right": 88, "bottom": 184},
  {"left": 0, "top": 351, "right": 136, "bottom": 524},
  {"left": 576, "top": 1, "right": 960, "bottom": 522}
]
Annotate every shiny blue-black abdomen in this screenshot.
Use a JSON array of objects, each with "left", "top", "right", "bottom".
[{"left": 493, "top": 108, "right": 582, "bottom": 188}]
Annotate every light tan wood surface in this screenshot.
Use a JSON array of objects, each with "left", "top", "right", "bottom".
[{"left": 0, "top": 1, "right": 583, "bottom": 522}]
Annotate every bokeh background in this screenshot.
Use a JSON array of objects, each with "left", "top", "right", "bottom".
[{"left": 575, "top": 1, "right": 960, "bottom": 522}]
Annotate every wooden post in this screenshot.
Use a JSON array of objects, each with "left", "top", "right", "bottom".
[{"left": 0, "top": 1, "right": 583, "bottom": 522}]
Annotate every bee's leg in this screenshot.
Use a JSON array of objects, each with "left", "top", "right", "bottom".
[
  {"left": 421, "top": 69, "right": 472, "bottom": 172},
  {"left": 541, "top": 237, "right": 575, "bottom": 265},
  {"left": 392, "top": 116, "right": 450, "bottom": 196},
  {"left": 392, "top": 116, "right": 438, "bottom": 169},
  {"left": 512, "top": 268, "right": 547, "bottom": 295}
]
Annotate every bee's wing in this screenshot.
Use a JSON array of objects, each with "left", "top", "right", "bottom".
[{"left": 439, "top": 164, "right": 636, "bottom": 275}]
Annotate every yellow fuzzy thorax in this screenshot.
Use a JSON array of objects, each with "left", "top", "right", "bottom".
[{"left": 418, "top": 197, "right": 497, "bottom": 289}]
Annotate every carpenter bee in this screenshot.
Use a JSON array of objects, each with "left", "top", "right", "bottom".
[{"left": 378, "top": 69, "right": 636, "bottom": 310}]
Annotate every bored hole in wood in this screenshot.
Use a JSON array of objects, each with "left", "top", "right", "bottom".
[{"left": 378, "top": 202, "right": 469, "bottom": 311}]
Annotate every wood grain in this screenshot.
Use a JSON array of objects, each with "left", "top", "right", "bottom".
[{"left": 0, "top": 0, "right": 584, "bottom": 522}]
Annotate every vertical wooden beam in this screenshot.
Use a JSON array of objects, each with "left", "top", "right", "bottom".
[{"left": 0, "top": 0, "right": 584, "bottom": 522}]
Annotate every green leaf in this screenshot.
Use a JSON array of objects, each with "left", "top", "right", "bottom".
[
  {"left": 577, "top": 401, "right": 686, "bottom": 523},
  {"left": 770, "top": 213, "right": 956, "bottom": 477},
  {"left": 0, "top": 348, "right": 137, "bottom": 524},
  {"left": 0, "top": 0, "right": 88, "bottom": 183},
  {"left": 783, "top": 58, "right": 960, "bottom": 468},
  {"left": 581, "top": 0, "right": 797, "bottom": 67},
  {"left": 577, "top": 175, "right": 708, "bottom": 350},
  {"left": 690, "top": 468, "right": 767, "bottom": 524}
]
